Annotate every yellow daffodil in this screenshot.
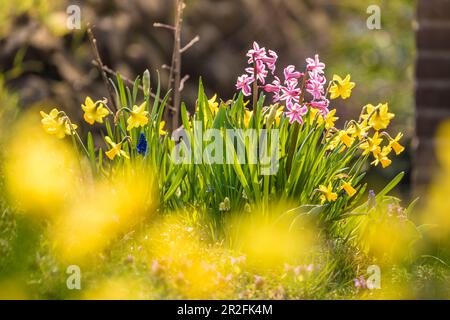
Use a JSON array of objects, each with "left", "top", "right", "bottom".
[
  {"left": 360, "top": 132, "right": 383, "bottom": 156},
  {"left": 348, "top": 120, "right": 369, "bottom": 140},
  {"left": 105, "top": 136, "right": 129, "bottom": 160},
  {"left": 244, "top": 109, "right": 253, "bottom": 128},
  {"left": 159, "top": 121, "right": 168, "bottom": 136},
  {"left": 40, "top": 108, "right": 77, "bottom": 139},
  {"left": 328, "top": 130, "right": 354, "bottom": 153},
  {"left": 371, "top": 146, "right": 392, "bottom": 168},
  {"left": 318, "top": 183, "right": 338, "bottom": 203},
  {"left": 324, "top": 109, "right": 339, "bottom": 129},
  {"left": 309, "top": 108, "right": 321, "bottom": 126},
  {"left": 329, "top": 74, "right": 355, "bottom": 100},
  {"left": 81, "top": 97, "right": 109, "bottom": 125},
  {"left": 309, "top": 108, "right": 336, "bottom": 128},
  {"left": 274, "top": 105, "right": 284, "bottom": 126},
  {"left": 338, "top": 130, "right": 355, "bottom": 148},
  {"left": 389, "top": 133, "right": 405, "bottom": 155},
  {"left": 200, "top": 94, "right": 220, "bottom": 122},
  {"left": 341, "top": 181, "right": 356, "bottom": 197},
  {"left": 362, "top": 103, "right": 394, "bottom": 131},
  {"left": 208, "top": 94, "right": 219, "bottom": 115},
  {"left": 127, "top": 102, "right": 149, "bottom": 131},
  {"left": 265, "top": 105, "right": 284, "bottom": 127},
  {"left": 326, "top": 136, "right": 340, "bottom": 151}
]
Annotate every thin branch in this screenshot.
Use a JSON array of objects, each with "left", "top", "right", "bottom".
[
  {"left": 87, "top": 25, "right": 118, "bottom": 112},
  {"left": 155, "top": 0, "right": 197, "bottom": 130},
  {"left": 153, "top": 22, "right": 176, "bottom": 31},
  {"left": 171, "top": 0, "right": 184, "bottom": 130},
  {"left": 180, "top": 35, "right": 200, "bottom": 53},
  {"left": 179, "top": 74, "right": 190, "bottom": 91},
  {"left": 91, "top": 60, "right": 176, "bottom": 112}
]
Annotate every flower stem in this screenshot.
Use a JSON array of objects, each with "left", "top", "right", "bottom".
[
  {"left": 252, "top": 60, "right": 258, "bottom": 110},
  {"left": 286, "top": 70, "right": 308, "bottom": 175}
]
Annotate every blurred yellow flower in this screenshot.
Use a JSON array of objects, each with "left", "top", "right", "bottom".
[
  {"left": 142, "top": 213, "right": 232, "bottom": 299},
  {"left": 318, "top": 183, "right": 337, "bottom": 203},
  {"left": 0, "top": 279, "right": 29, "bottom": 300},
  {"left": 359, "top": 209, "right": 420, "bottom": 264},
  {"left": 360, "top": 132, "right": 383, "bottom": 156},
  {"left": 341, "top": 181, "right": 356, "bottom": 197},
  {"left": 329, "top": 74, "right": 355, "bottom": 100},
  {"left": 127, "top": 102, "right": 149, "bottom": 130},
  {"left": 40, "top": 108, "right": 77, "bottom": 139},
  {"left": 389, "top": 132, "right": 405, "bottom": 155},
  {"left": 83, "top": 277, "right": 149, "bottom": 300},
  {"left": 52, "top": 166, "right": 156, "bottom": 264},
  {"left": 81, "top": 97, "right": 110, "bottom": 125},
  {"left": 362, "top": 103, "right": 394, "bottom": 131},
  {"left": 6, "top": 113, "right": 79, "bottom": 216},
  {"left": 230, "top": 205, "right": 318, "bottom": 272},
  {"left": 105, "top": 136, "right": 129, "bottom": 160}
]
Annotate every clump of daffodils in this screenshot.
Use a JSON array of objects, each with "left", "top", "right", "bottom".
[{"left": 39, "top": 94, "right": 167, "bottom": 162}]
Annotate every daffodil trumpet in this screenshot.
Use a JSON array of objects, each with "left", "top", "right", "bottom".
[{"left": 381, "top": 132, "right": 405, "bottom": 156}]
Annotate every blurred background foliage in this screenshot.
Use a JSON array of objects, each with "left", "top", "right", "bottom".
[{"left": 0, "top": 0, "right": 415, "bottom": 130}]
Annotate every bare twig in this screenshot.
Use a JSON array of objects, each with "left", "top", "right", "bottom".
[
  {"left": 91, "top": 60, "right": 176, "bottom": 112},
  {"left": 153, "top": 22, "right": 176, "bottom": 31},
  {"left": 171, "top": 0, "right": 185, "bottom": 130},
  {"left": 180, "top": 35, "right": 200, "bottom": 53},
  {"left": 155, "top": 0, "right": 199, "bottom": 131},
  {"left": 179, "top": 74, "right": 190, "bottom": 91},
  {"left": 87, "top": 25, "right": 118, "bottom": 112}
]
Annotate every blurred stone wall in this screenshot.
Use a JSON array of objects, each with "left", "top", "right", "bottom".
[{"left": 414, "top": 0, "right": 450, "bottom": 193}]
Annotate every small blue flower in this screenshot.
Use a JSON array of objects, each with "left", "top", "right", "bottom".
[{"left": 137, "top": 132, "right": 148, "bottom": 155}]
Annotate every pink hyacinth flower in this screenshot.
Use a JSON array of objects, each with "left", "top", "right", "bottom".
[
  {"left": 306, "top": 54, "right": 325, "bottom": 74},
  {"left": 261, "top": 49, "right": 278, "bottom": 74},
  {"left": 246, "top": 41, "right": 267, "bottom": 64},
  {"left": 245, "top": 60, "right": 268, "bottom": 84},
  {"left": 308, "top": 71, "right": 326, "bottom": 85},
  {"left": 263, "top": 76, "right": 281, "bottom": 93},
  {"left": 306, "top": 79, "right": 325, "bottom": 100},
  {"left": 236, "top": 74, "right": 254, "bottom": 96},
  {"left": 286, "top": 102, "right": 307, "bottom": 124},
  {"left": 279, "top": 82, "right": 300, "bottom": 105},
  {"left": 283, "top": 65, "right": 303, "bottom": 85},
  {"left": 263, "top": 76, "right": 282, "bottom": 102},
  {"left": 310, "top": 99, "right": 330, "bottom": 115}
]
